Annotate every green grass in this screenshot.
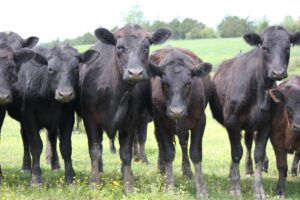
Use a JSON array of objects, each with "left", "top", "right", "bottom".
[
  {"left": 1, "top": 110, "right": 300, "bottom": 199},
  {"left": 0, "top": 38, "right": 300, "bottom": 199}
]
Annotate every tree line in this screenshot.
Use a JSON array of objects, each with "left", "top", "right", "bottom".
[{"left": 46, "top": 7, "right": 300, "bottom": 47}]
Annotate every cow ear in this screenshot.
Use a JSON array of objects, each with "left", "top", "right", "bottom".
[
  {"left": 290, "top": 32, "right": 300, "bottom": 45},
  {"left": 150, "top": 28, "right": 172, "bottom": 44},
  {"left": 94, "top": 28, "right": 116, "bottom": 46},
  {"left": 31, "top": 52, "right": 48, "bottom": 67},
  {"left": 269, "top": 89, "right": 285, "bottom": 103},
  {"left": 148, "top": 60, "right": 163, "bottom": 77},
  {"left": 23, "top": 36, "right": 39, "bottom": 48},
  {"left": 79, "top": 50, "right": 99, "bottom": 65},
  {"left": 243, "top": 32, "right": 262, "bottom": 46},
  {"left": 14, "top": 49, "right": 35, "bottom": 65},
  {"left": 191, "top": 62, "right": 212, "bottom": 77}
]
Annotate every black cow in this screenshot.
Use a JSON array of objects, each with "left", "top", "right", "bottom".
[
  {"left": 79, "top": 24, "right": 171, "bottom": 193},
  {"left": 149, "top": 47, "right": 212, "bottom": 198},
  {"left": 210, "top": 26, "right": 300, "bottom": 199},
  {"left": 7, "top": 45, "right": 98, "bottom": 186},
  {"left": 0, "top": 32, "right": 39, "bottom": 182}
]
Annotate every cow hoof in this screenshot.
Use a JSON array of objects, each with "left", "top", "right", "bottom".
[
  {"left": 183, "top": 170, "right": 193, "bottom": 179},
  {"left": 134, "top": 157, "right": 140, "bottom": 162},
  {"left": 291, "top": 168, "right": 297, "bottom": 176},
  {"left": 65, "top": 175, "right": 75, "bottom": 185},
  {"left": 196, "top": 192, "right": 209, "bottom": 199},
  {"left": 89, "top": 178, "right": 100, "bottom": 189},
  {"left": 21, "top": 169, "right": 31, "bottom": 174},
  {"left": 140, "top": 157, "right": 149, "bottom": 165},
  {"left": 124, "top": 182, "right": 134, "bottom": 194},
  {"left": 163, "top": 184, "right": 175, "bottom": 192},
  {"left": 89, "top": 182, "right": 99, "bottom": 190},
  {"left": 110, "top": 147, "right": 116, "bottom": 154},
  {"left": 245, "top": 169, "right": 254, "bottom": 176},
  {"left": 30, "top": 176, "right": 42, "bottom": 187},
  {"left": 51, "top": 164, "right": 61, "bottom": 171},
  {"left": 255, "top": 193, "right": 266, "bottom": 200},
  {"left": 229, "top": 188, "right": 241, "bottom": 196},
  {"left": 263, "top": 162, "right": 269, "bottom": 173}
]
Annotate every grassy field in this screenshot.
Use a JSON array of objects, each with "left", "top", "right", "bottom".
[{"left": 0, "top": 38, "right": 300, "bottom": 199}]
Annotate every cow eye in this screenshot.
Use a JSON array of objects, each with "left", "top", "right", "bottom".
[
  {"left": 143, "top": 46, "right": 149, "bottom": 54},
  {"left": 262, "top": 46, "right": 269, "bottom": 53},
  {"left": 117, "top": 45, "right": 128, "bottom": 53},
  {"left": 48, "top": 67, "right": 56, "bottom": 75}
]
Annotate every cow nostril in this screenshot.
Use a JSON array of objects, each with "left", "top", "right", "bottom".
[
  {"left": 58, "top": 91, "right": 73, "bottom": 98},
  {"left": 170, "top": 107, "right": 184, "bottom": 114},
  {"left": 128, "top": 68, "right": 143, "bottom": 76},
  {"left": 272, "top": 69, "right": 285, "bottom": 77}
]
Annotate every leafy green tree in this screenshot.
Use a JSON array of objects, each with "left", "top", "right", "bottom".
[
  {"left": 218, "top": 16, "right": 254, "bottom": 37},
  {"left": 254, "top": 16, "right": 269, "bottom": 32},
  {"left": 122, "top": 5, "right": 148, "bottom": 26}
]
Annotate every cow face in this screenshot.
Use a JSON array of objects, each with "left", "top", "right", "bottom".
[
  {"left": 244, "top": 26, "right": 300, "bottom": 80},
  {"left": 149, "top": 59, "right": 211, "bottom": 120},
  {"left": 94, "top": 24, "right": 171, "bottom": 82},
  {"left": 269, "top": 89, "right": 300, "bottom": 133},
  {"left": 0, "top": 44, "right": 35, "bottom": 104},
  {"left": 43, "top": 46, "right": 98, "bottom": 103},
  {"left": 0, "top": 32, "right": 39, "bottom": 51}
]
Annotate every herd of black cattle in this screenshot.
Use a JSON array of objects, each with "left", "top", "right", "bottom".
[{"left": 0, "top": 24, "right": 299, "bottom": 199}]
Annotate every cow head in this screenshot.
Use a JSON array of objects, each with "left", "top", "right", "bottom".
[
  {"left": 0, "top": 43, "right": 36, "bottom": 104},
  {"left": 149, "top": 55, "right": 211, "bottom": 120},
  {"left": 269, "top": 88, "right": 300, "bottom": 133},
  {"left": 0, "top": 31, "right": 39, "bottom": 51},
  {"left": 94, "top": 24, "right": 171, "bottom": 82},
  {"left": 35, "top": 45, "right": 99, "bottom": 103},
  {"left": 244, "top": 26, "right": 300, "bottom": 80}
]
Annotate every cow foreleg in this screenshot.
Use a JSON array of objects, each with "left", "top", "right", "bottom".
[
  {"left": 47, "top": 130, "right": 61, "bottom": 171},
  {"left": 179, "top": 133, "right": 192, "bottom": 179},
  {"left": 154, "top": 120, "right": 175, "bottom": 191},
  {"left": 118, "top": 129, "right": 134, "bottom": 194},
  {"left": 59, "top": 115, "right": 76, "bottom": 184},
  {"left": 190, "top": 115, "right": 208, "bottom": 198},
  {"left": 20, "top": 125, "right": 31, "bottom": 173},
  {"left": 83, "top": 116, "right": 102, "bottom": 187},
  {"left": 291, "top": 150, "right": 300, "bottom": 176},
  {"left": 244, "top": 131, "right": 254, "bottom": 176},
  {"left": 154, "top": 129, "right": 165, "bottom": 174},
  {"left": 109, "top": 138, "right": 117, "bottom": 154},
  {"left": 24, "top": 119, "right": 43, "bottom": 187},
  {"left": 135, "top": 111, "right": 149, "bottom": 164},
  {"left": 226, "top": 116, "right": 242, "bottom": 196},
  {"left": 253, "top": 125, "right": 270, "bottom": 200}
]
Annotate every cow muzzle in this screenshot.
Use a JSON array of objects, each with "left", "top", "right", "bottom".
[
  {"left": 167, "top": 106, "right": 186, "bottom": 120},
  {"left": 0, "top": 90, "right": 12, "bottom": 105},
  {"left": 124, "top": 67, "right": 145, "bottom": 82},
  {"left": 55, "top": 89, "right": 75, "bottom": 103},
  {"left": 269, "top": 68, "right": 287, "bottom": 80}
]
